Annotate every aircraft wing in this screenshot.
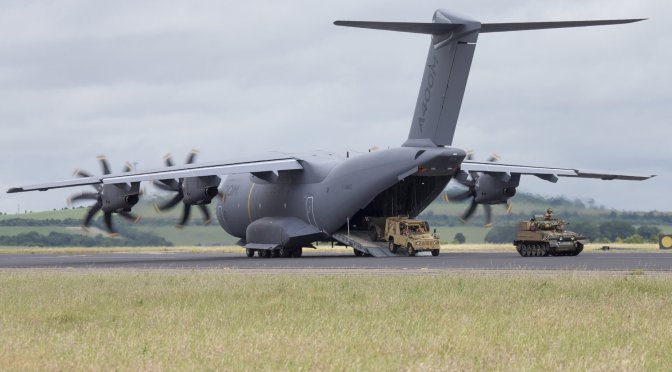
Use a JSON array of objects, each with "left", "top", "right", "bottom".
[
  {"left": 460, "top": 161, "right": 655, "bottom": 182},
  {"left": 7, "top": 156, "right": 303, "bottom": 193}
]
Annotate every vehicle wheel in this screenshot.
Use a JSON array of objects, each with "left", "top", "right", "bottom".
[
  {"left": 571, "top": 243, "right": 584, "bottom": 256},
  {"left": 260, "top": 250, "right": 271, "bottom": 258},
  {"left": 519, "top": 244, "right": 527, "bottom": 256},
  {"left": 388, "top": 240, "right": 398, "bottom": 254},
  {"left": 368, "top": 227, "right": 378, "bottom": 241},
  {"left": 431, "top": 249, "right": 440, "bottom": 257},
  {"left": 354, "top": 249, "right": 363, "bottom": 256},
  {"left": 407, "top": 244, "right": 416, "bottom": 257},
  {"left": 271, "top": 249, "right": 280, "bottom": 258},
  {"left": 279, "top": 246, "right": 291, "bottom": 258},
  {"left": 245, "top": 248, "right": 255, "bottom": 258},
  {"left": 541, "top": 244, "right": 549, "bottom": 257},
  {"left": 534, "top": 244, "right": 540, "bottom": 256}
]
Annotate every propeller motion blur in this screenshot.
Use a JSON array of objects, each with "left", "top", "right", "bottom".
[
  {"left": 153, "top": 150, "right": 222, "bottom": 228},
  {"left": 67, "top": 156, "right": 141, "bottom": 234},
  {"left": 8, "top": 10, "right": 653, "bottom": 256},
  {"left": 445, "top": 152, "right": 515, "bottom": 227}
]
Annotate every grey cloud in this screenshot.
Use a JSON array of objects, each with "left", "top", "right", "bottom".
[{"left": 1, "top": 0, "right": 670, "bottom": 214}]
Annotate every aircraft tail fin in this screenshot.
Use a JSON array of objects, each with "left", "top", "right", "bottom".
[{"left": 335, "top": 11, "right": 644, "bottom": 147}]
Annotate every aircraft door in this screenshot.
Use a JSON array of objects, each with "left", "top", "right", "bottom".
[{"left": 306, "top": 195, "right": 319, "bottom": 230}]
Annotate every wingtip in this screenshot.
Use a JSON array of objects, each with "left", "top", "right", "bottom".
[{"left": 7, "top": 187, "right": 23, "bottom": 194}]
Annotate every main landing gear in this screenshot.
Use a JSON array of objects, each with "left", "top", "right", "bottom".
[{"left": 246, "top": 247, "right": 303, "bottom": 258}]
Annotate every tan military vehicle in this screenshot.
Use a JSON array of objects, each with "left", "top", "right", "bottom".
[
  {"left": 514, "top": 215, "right": 585, "bottom": 257},
  {"left": 372, "top": 217, "right": 440, "bottom": 256}
]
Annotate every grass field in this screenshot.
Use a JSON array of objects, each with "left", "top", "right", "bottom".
[{"left": 0, "top": 271, "right": 671, "bottom": 370}]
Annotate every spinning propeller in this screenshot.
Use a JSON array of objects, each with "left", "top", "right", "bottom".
[
  {"left": 444, "top": 151, "right": 515, "bottom": 227},
  {"left": 153, "top": 150, "right": 221, "bottom": 227},
  {"left": 68, "top": 156, "right": 141, "bottom": 235}
]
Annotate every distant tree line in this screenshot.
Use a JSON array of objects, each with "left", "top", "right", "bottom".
[
  {"left": 484, "top": 222, "right": 663, "bottom": 244},
  {"left": 0, "top": 217, "right": 214, "bottom": 227},
  {"left": 0, "top": 230, "right": 171, "bottom": 247}
]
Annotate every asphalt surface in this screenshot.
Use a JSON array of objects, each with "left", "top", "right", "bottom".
[{"left": 1, "top": 251, "right": 671, "bottom": 272}]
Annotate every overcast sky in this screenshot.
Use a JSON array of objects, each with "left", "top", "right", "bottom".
[{"left": 0, "top": 0, "right": 669, "bottom": 214}]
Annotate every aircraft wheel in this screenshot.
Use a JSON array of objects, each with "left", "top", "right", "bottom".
[
  {"left": 280, "top": 246, "right": 292, "bottom": 258},
  {"left": 245, "top": 248, "right": 255, "bottom": 258},
  {"left": 407, "top": 244, "right": 416, "bottom": 257},
  {"left": 354, "top": 249, "right": 363, "bottom": 256},
  {"left": 388, "top": 240, "right": 398, "bottom": 254},
  {"left": 431, "top": 249, "right": 440, "bottom": 257}
]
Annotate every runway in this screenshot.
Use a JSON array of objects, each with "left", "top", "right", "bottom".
[{"left": 1, "top": 250, "right": 671, "bottom": 272}]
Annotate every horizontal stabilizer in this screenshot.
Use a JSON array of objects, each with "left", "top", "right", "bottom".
[
  {"left": 480, "top": 19, "right": 645, "bottom": 33},
  {"left": 333, "top": 21, "right": 462, "bottom": 35},
  {"left": 334, "top": 19, "right": 645, "bottom": 35}
]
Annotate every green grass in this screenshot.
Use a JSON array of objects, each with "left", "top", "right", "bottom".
[
  {"left": 1, "top": 272, "right": 671, "bottom": 370},
  {"left": 133, "top": 225, "right": 237, "bottom": 246},
  {"left": 434, "top": 226, "right": 489, "bottom": 243}
]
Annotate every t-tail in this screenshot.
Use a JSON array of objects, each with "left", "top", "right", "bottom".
[{"left": 335, "top": 10, "right": 644, "bottom": 147}]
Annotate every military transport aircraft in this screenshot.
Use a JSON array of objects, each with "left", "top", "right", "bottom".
[{"left": 7, "top": 10, "right": 653, "bottom": 258}]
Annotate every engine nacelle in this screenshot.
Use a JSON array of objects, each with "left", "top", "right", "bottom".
[
  {"left": 101, "top": 182, "right": 141, "bottom": 213},
  {"left": 182, "top": 176, "right": 221, "bottom": 205},
  {"left": 473, "top": 173, "right": 520, "bottom": 205}
]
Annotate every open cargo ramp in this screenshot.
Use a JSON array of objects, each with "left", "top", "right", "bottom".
[{"left": 331, "top": 230, "right": 401, "bottom": 257}]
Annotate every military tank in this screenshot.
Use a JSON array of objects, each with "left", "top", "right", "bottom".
[{"left": 513, "top": 214, "right": 585, "bottom": 257}]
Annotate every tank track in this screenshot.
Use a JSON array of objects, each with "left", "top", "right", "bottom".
[{"left": 516, "top": 242, "right": 583, "bottom": 257}]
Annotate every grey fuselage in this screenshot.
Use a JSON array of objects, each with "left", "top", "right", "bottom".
[{"left": 216, "top": 146, "right": 466, "bottom": 240}]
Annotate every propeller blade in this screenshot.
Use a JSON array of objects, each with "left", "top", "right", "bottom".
[
  {"left": 505, "top": 202, "right": 513, "bottom": 214},
  {"left": 465, "top": 150, "right": 474, "bottom": 161},
  {"left": 153, "top": 179, "right": 180, "bottom": 191},
  {"left": 198, "top": 205, "right": 212, "bottom": 225},
  {"left": 103, "top": 211, "right": 115, "bottom": 233},
  {"left": 484, "top": 205, "right": 493, "bottom": 228},
  {"left": 97, "top": 156, "right": 111, "bottom": 175},
  {"left": 164, "top": 153, "right": 175, "bottom": 167},
  {"left": 122, "top": 161, "right": 134, "bottom": 173},
  {"left": 83, "top": 201, "right": 102, "bottom": 227},
  {"left": 68, "top": 192, "right": 99, "bottom": 206},
  {"left": 155, "top": 193, "right": 183, "bottom": 212},
  {"left": 119, "top": 211, "right": 141, "bottom": 223},
  {"left": 487, "top": 154, "right": 500, "bottom": 162},
  {"left": 454, "top": 170, "right": 474, "bottom": 187},
  {"left": 186, "top": 149, "right": 199, "bottom": 164},
  {"left": 73, "top": 168, "right": 93, "bottom": 178},
  {"left": 178, "top": 204, "right": 192, "bottom": 227},
  {"left": 460, "top": 200, "right": 478, "bottom": 222},
  {"left": 446, "top": 189, "right": 474, "bottom": 202},
  {"left": 74, "top": 169, "right": 102, "bottom": 192}
]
